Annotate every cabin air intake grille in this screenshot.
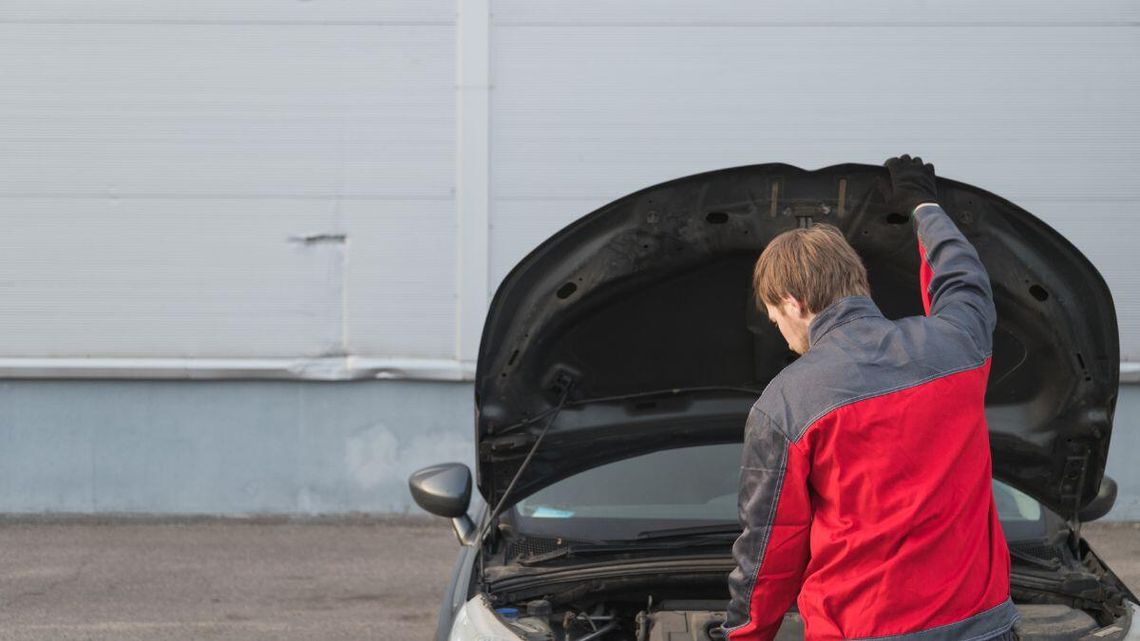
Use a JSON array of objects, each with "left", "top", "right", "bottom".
[{"left": 507, "top": 536, "right": 563, "bottom": 559}]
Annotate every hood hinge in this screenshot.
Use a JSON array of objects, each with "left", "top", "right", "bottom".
[{"left": 1060, "top": 453, "right": 1089, "bottom": 532}]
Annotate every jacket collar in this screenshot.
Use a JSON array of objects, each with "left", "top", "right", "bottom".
[{"left": 808, "top": 295, "right": 884, "bottom": 348}]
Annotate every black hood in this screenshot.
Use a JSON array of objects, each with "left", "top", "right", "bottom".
[{"left": 475, "top": 164, "right": 1119, "bottom": 521}]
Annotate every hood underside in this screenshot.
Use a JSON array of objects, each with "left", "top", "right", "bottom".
[{"left": 475, "top": 164, "right": 1119, "bottom": 521}]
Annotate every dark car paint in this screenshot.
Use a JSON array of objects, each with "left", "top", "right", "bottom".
[{"left": 474, "top": 164, "right": 1119, "bottom": 521}]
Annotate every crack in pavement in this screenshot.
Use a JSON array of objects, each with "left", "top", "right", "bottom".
[{"left": 2, "top": 551, "right": 96, "bottom": 609}]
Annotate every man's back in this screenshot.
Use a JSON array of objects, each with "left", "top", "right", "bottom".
[
  {"left": 725, "top": 192, "right": 1017, "bottom": 641},
  {"left": 758, "top": 295, "right": 1012, "bottom": 641}
]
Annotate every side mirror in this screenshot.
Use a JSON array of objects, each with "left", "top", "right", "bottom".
[
  {"left": 409, "top": 463, "right": 477, "bottom": 545},
  {"left": 1078, "top": 476, "right": 1117, "bottom": 523}
]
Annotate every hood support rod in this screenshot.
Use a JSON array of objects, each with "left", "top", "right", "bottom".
[{"left": 476, "top": 383, "right": 574, "bottom": 547}]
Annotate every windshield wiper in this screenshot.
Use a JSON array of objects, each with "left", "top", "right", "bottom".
[
  {"left": 635, "top": 523, "right": 742, "bottom": 541},
  {"left": 518, "top": 538, "right": 731, "bottom": 566}
]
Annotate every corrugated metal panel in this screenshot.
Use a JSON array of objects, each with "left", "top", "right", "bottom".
[
  {"left": 0, "top": 201, "right": 343, "bottom": 357},
  {"left": 1, "top": 1, "right": 1137, "bottom": 377},
  {"left": 0, "top": 4, "right": 458, "bottom": 369},
  {"left": 0, "top": 24, "right": 453, "bottom": 198},
  {"left": 492, "top": 1, "right": 1140, "bottom": 25},
  {"left": 0, "top": 1, "right": 454, "bottom": 24},
  {"left": 489, "top": 14, "right": 1140, "bottom": 360},
  {"left": 346, "top": 201, "right": 458, "bottom": 359}
]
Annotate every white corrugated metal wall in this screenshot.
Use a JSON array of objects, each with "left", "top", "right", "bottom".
[
  {"left": 0, "top": 1, "right": 1137, "bottom": 378},
  {"left": 487, "top": 2, "right": 1140, "bottom": 373},
  {"left": 0, "top": 1, "right": 463, "bottom": 379},
  {"left": 0, "top": 1, "right": 1138, "bottom": 516}
]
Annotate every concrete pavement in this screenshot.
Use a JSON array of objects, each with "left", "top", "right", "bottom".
[
  {"left": 0, "top": 519, "right": 1134, "bottom": 641},
  {"left": 1085, "top": 521, "right": 1140, "bottom": 594},
  {"left": 0, "top": 518, "right": 456, "bottom": 641}
]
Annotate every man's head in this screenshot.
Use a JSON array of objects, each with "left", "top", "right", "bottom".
[{"left": 753, "top": 224, "right": 871, "bottom": 354}]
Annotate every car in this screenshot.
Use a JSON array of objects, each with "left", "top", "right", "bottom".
[{"left": 408, "top": 163, "right": 1138, "bottom": 641}]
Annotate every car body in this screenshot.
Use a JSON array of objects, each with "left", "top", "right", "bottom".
[{"left": 410, "top": 164, "right": 1137, "bottom": 641}]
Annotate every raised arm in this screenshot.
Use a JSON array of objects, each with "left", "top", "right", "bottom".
[{"left": 885, "top": 155, "right": 997, "bottom": 354}]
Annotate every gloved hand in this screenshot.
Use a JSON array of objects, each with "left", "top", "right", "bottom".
[{"left": 884, "top": 155, "right": 938, "bottom": 215}]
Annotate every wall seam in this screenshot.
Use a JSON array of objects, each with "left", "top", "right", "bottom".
[{"left": 455, "top": 0, "right": 491, "bottom": 366}]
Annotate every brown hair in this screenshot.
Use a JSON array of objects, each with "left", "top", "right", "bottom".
[{"left": 753, "top": 224, "right": 871, "bottom": 314}]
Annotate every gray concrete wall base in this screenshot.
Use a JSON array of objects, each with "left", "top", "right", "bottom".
[
  {"left": 0, "top": 380, "right": 1136, "bottom": 520},
  {"left": 1105, "top": 386, "right": 1140, "bottom": 520},
  {"left": 0, "top": 380, "right": 474, "bottom": 515}
]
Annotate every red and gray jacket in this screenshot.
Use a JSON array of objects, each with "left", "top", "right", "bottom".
[{"left": 725, "top": 204, "right": 1017, "bottom": 641}]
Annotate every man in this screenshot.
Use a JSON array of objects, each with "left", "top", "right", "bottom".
[{"left": 723, "top": 156, "right": 1016, "bottom": 641}]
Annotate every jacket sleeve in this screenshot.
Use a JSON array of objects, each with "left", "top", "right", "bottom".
[
  {"left": 913, "top": 203, "right": 997, "bottom": 354},
  {"left": 725, "top": 407, "right": 813, "bottom": 641}
]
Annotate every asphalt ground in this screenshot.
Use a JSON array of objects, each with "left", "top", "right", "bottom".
[{"left": 0, "top": 518, "right": 1135, "bottom": 641}]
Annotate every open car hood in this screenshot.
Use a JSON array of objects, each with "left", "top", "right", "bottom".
[{"left": 475, "top": 164, "right": 1119, "bottom": 521}]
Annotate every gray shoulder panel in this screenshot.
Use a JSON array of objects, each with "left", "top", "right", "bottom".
[{"left": 757, "top": 296, "right": 989, "bottom": 443}]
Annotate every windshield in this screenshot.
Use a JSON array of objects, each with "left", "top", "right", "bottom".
[{"left": 512, "top": 442, "right": 1048, "bottom": 542}]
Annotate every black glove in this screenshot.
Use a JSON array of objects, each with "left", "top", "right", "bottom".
[{"left": 884, "top": 155, "right": 938, "bottom": 215}]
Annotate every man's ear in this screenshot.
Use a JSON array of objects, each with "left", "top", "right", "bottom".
[{"left": 781, "top": 294, "right": 810, "bottom": 319}]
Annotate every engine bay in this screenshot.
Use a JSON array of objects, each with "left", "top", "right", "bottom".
[
  {"left": 487, "top": 597, "right": 1115, "bottom": 641},
  {"left": 491, "top": 598, "right": 737, "bottom": 641},
  {"left": 475, "top": 523, "right": 1138, "bottom": 641}
]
